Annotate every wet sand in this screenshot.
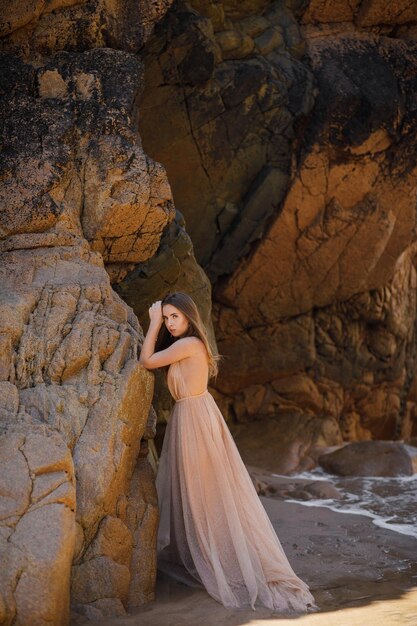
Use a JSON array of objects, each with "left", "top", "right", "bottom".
[{"left": 71, "top": 467, "right": 417, "bottom": 626}]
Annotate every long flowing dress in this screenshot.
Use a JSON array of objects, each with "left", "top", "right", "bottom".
[{"left": 155, "top": 354, "right": 317, "bottom": 613}]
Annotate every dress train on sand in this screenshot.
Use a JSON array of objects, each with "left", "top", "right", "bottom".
[{"left": 155, "top": 359, "right": 317, "bottom": 613}]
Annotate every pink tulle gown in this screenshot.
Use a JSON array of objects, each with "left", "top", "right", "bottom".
[{"left": 155, "top": 344, "right": 317, "bottom": 613}]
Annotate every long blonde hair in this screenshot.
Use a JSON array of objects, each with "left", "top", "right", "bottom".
[{"left": 156, "top": 292, "right": 220, "bottom": 378}]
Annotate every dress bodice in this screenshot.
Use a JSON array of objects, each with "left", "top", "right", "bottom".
[{"left": 167, "top": 357, "right": 209, "bottom": 402}]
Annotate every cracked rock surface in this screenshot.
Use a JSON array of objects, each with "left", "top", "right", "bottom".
[
  {"left": 0, "top": 0, "right": 175, "bottom": 623},
  {"left": 2, "top": 0, "right": 417, "bottom": 622},
  {"left": 139, "top": 0, "right": 417, "bottom": 472}
]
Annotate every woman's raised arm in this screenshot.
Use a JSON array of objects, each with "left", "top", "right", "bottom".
[
  {"left": 139, "top": 300, "right": 197, "bottom": 369},
  {"left": 139, "top": 336, "right": 197, "bottom": 369}
]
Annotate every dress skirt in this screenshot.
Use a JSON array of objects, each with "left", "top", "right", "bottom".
[{"left": 155, "top": 389, "right": 317, "bottom": 613}]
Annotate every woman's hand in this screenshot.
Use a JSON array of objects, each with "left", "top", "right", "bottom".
[
  {"left": 139, "top": 301, "right": 163, "bottom": 367},
  {"left": 148, "top": 300, "right": 163, "bottom": 327}
]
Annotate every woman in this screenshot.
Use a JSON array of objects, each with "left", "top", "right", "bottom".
[{"left": 139, "top": 292, "right": 317, "bottom": 613}]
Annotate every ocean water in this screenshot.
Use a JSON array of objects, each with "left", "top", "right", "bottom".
[{"left": 274, "top": 467, "right": 417, "bottom": 539}]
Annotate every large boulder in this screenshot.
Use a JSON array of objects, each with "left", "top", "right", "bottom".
[
  {"left": 0, "top": 240, "right": 157, "bottom": 623},
  {"left": 229, "top": 412, "right": 343, "bottom": 475},
  {"left": 318, "top": 441, "right": 415, "bottom": 476},
  {"left": 0, "top": 0, "right": 178, "bottom": 622}
]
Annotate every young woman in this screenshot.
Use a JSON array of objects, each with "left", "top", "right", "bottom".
[{"left": 139, "top": 292, "right": 317, "bottom": 613}]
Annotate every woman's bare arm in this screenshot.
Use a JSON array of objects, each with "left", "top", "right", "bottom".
[
  {"left": 139, "top": 336, "right": 198, "bottom": 369},
  {"left": 139, "top": 317, "right": 162, "bottom": 368}
]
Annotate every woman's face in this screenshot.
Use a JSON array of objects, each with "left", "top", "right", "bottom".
[{"left": 162, "top": 304, "right": 189, "bottom": 338}]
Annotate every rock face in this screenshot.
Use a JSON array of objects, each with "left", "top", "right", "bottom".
[
  {"left": 0, "top": 1, "right": 179, "bottom": 623},
  {"left": 3, "top": 0, "right": 417, "bottom": 621},
  {"left": 0, "top": 413, "right": 76, "bottom": 626},
  {"left": 139, "top": 0, "right": 314, "bottom": 271},
  {"left": 318, "top": 441, "right": 415, "bottom": 477},
  {"left": 139, "top": 0, "right": 417, "bottom": 470},
  {"left": 0, "top": 239, "right": 156, "bottom": 623}
]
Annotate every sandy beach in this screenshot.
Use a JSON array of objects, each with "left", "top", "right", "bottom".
[{"left": 71, "top": 466, "right": 417, "bottom": 626}]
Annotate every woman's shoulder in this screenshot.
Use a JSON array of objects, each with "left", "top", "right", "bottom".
[
  {"left": 177, "top": 336, "right": 207, "bottom": 354},
  {"left": 177, "top": 335, "right": 204, "bottom": 347}
]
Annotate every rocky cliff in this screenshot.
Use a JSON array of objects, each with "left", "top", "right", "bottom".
[
  {"left": 1, "top": 0, "right": 417, "bottom": 624},
  {"left": 0, "top": 1, "right": 202, "bottom": 623},
  {"left": 138, "top": 0, "right": 417, "bottom": 473}
]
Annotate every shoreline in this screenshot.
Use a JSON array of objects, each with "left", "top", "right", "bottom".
[{"left": 249, "top": 464, "right": 417, "bottom": 539}]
